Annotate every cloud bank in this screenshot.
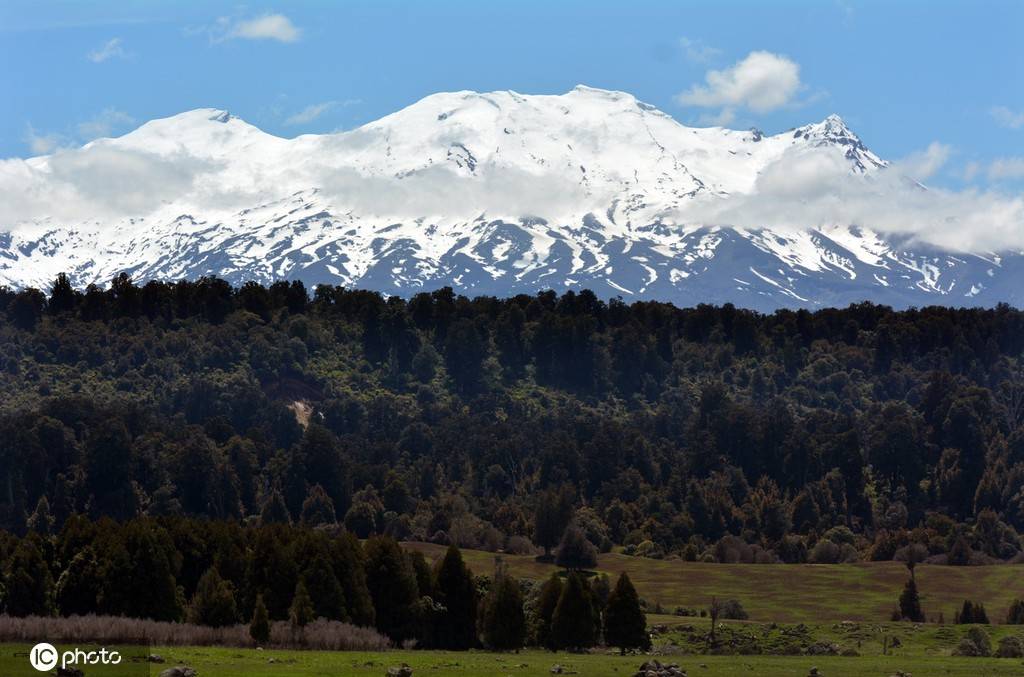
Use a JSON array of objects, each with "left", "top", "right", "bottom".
[{"left": 673, "top": 145, "right": 1024, "bottom": 252}]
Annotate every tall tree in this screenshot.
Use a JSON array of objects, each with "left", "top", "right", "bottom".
[
  {"left": 289, "top": 579, "right": 315, "bottom": 630},
  {"left": 4, "top": 537, "right": 54, "bottom": 616},
  {"left": 604, "top": 572, "right": 649, "bottom": 654},
  {"left": 189, "top": 566, "right": 238, "bottom": 627},
  {"left": 534, "top": 573, "right": 563, "bottom": 650},
  {"left": 551, "top": 571, "right": 598, "bottom": 651},
  {"left": 363, "top": 536, "right": 420, "bottom": 642},
  {"left": 249, "top": 594, "right": 271, "bottom": 645},
  {"left": 533, "top": 487, "right": 574, "bottom": 560},
  {"left": 555, "top": 523, "right": 598, "bottom": 571},
  {"left": 480, "top": 563, "right": 526, "bottom": 651},
  {"left": 434, "top": 545, "right": 478, "bottom": 650}
]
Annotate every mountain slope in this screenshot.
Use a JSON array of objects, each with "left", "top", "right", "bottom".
[{"left": 0, "top": 86, "right": 1016, "bottom": 310}]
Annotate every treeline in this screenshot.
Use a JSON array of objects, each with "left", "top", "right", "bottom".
[
  {"left": 3, "top": 275, "right": 1024, "bottom": 564},
  {"left": 0, "top": 515, "right": 647, "bottom": 652}
]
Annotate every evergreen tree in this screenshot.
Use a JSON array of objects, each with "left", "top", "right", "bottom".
[
  {"left": 604, "top": 572, "right": 650, "bottom": 654},
  {"left": 250, "top": 594, "right": 270, "bottom": 645},
  {"left": 4, "top": 537, "right": 54, "bottom": 616},
  {"left": 534, "top": 573, "right": 563, "bottom": 650},
  {"left": 533, "top": 487, "right": 574, "bottom": 560},
  {"left": 956, "top": 599, "right": 990, "bottom": 624},
  {"left": 363, "top": 536, "right": 420, "bottom": 642},
  {"left": 1007, "top": 599, "right": 1024, "bottom": 625},
  {"left": 301, "top": 552, "right": 347, "bottom": 621},
  {"left": 897, "top": 576, "right": 925, "bottom": 623},
  {"left": 26, "top": 496, "right": 55, "bottom": 536},
  {"left": 434, "top": 545, "right": 478, "bottom": 650},
  {"left": 300, "top": 484, "right": 337, "bottom": 526},
  {"left": 188, "top": 566, "right": 238, "bottom": 627},
  {"left": 259, "top": 488, "right": 292, "bottom": 525},
  {"left": 54, "top": 546, "right": 102, "bottom": 616},
  {"left": 555, "top": 523, "right": 598, "bottom": 571},
  {"left": 289, "top": 579, "right": 315, "bottom": 630},
  {"left": 481, "top": 564, "right": 526, "bottom": 651},
  {"left": 551, "top": 571, "right": 598, "bottom": 651},
  {"left": 409, "top": 550, "right": 434, "bottom": 598}
]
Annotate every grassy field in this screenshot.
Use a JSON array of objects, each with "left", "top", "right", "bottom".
[
  {"left": 4, "top": 547, "right": 1024, "bottom": 675},
  {"left": 405, "top": 543, "right": 1024, "bottom": 624},
  {"left": 3, "top": 643, "right": 1024, "bottom": 677}
]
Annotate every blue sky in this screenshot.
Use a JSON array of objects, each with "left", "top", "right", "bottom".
[{"left": 2, "top": 0, "right": 1023, "bottom": 188}]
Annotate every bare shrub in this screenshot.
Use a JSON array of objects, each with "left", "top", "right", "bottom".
[{"left": 0, "top": 615, "right": 389, "bottom": 651}]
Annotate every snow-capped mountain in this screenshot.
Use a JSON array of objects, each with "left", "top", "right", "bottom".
[{"left": 0, "top": 86, "right": 1017, "bottom": 311}]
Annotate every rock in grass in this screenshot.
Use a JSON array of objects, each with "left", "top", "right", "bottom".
[
  {"left": 148, "top": 654, "right": 166, "bottom": 663},
  {"left": 159, "top": 668, "right": 198, "bottom": 677},
  {"left": 385, "top": 664, "right": 413, "bottom": 677},
  {"left": 633, "top": 659, "right": 687, "bottom": 677}
]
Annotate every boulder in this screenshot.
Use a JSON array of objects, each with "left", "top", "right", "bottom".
[
  {"left": 148, "top": 654, "right": 166, "bottom": 664},
  {"left": 633, "top": 659, "right": 687, "bottom": 677},
  {"left": 159, "top": 668, "right": 198, "bottom": 677},
  {"left": 385, "top": 665, "right": 413, "bottom": 677}
]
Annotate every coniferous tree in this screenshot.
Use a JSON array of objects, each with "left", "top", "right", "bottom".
[
  {"left": 555, "top": 523, "right": 598, "bottom": 571},
  {"left": 300, "top": 484, "right": 337, "bottom": 526},
  {"left": 434, "top": 545, "right": 478, "bottom": 650},
  {"left": 26, "top": 496, "right": 55, "bottom": 536},
  {"left": 4, "top": 537, "right": 54, "bottom": 617},
  {"left": 604, "top": 572, "right": 650, "bottom": 654},
  {"left": 250, "top": 594, "right": 270, "bottom": 645},
  {"left": 189, "top": 566, "right": 238, "bottom": 627},
  {"left": 289, "top": 579, "right": 315, "bottom": 630},
  {"left": 551, "top": 571, "right": 598, "bottom": 651},
  {"left": 1007, "top": 599, "right": 1024, "bottom": 625},
  {"left": 301, "top": 552, "right": 347, "bottom": 621},
  {"left": 260, "top": 488, "right": 292, "bottom": 525},
  {"left": 897, "top": 576, "right": 925, "bottom": 623},
  {"left": 54, "top": 546, "right": 102, "bottom": 616},
  {"left": 534, "top": 487, "right": 574, "bottom": 560},
  {"left": 364, "top": 536, "right": 420, "bottom": 642},
  {"left": 481, "top": 564, "right": 526, "bottom": 651},
  {"left": 534, "top": 573, "right": 563, "bottom": 650}
]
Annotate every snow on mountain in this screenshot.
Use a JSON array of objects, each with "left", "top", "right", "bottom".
[{"left": 0, "top": 86, "right": 1017, "bottom": 311}]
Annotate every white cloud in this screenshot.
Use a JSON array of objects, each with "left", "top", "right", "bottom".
[
  {"left": 87, "top": 37, "right": 126, "bottom": 63},
  {"left": 991, "top": 106, "right": 1024, "bottom": 130},
  {"left": 229, "top": 13, "right": 301, "bottom": 43},
  {"left": 24, "top": 126, "right": 66, "bottom": 155},
  {"left": 676, "top": 51, "right": 802, "bottom": 116},
  {"left": 988, "top": 157, "right": 1024, "bottom": 181},
  {"left": 898, "top": 142, "right": 951, "bottom": 181},
  {"left": 284, "top": 99, "right": 362, "bottom": 126},
  {"left": 76, "top": 108, "right": 135, "bottom": 140},
  {"left": 678, "top": 37, "right": 721, "bottom": 64},
  {"left": 671, "top": 144, "right": 1024, "bottom": 251}
]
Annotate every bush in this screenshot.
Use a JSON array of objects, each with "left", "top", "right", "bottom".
[
  {"left": 953, "top": 627, "right": 993, "bottom": 657},
  {"left": 0, "top": 614, "right": 388, "bottom": 650},
  {"left": 996, "top": 636, "right": 1024, "bottom": 658},
  {"left": 718, "top": 599, "right": 748, "bottom": 620}
]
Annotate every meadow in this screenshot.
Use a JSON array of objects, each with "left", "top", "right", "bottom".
[
  {"left": 4, "top": 548, "right": 1024, "bottom": 675},
  {"left": 406, "top": 543, "right": 1024, "bottom": 624}
]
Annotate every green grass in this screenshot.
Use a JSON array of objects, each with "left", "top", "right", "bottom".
[
  {"left": 405, "top": 543, "right": 1024, "bottom": 624},
  {"left": 3, "top": 644, "right": 1024, "bottom": 677},
  {"left": 5, "top": 546, "right": 1024, "bottom": 675}
]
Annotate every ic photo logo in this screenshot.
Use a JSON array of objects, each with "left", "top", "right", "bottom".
[
  {"left": 29, "top": 643, "right": 58, "bottom": 671},
  {"left": 29, "top": 642, "right": 123, "bottom": 672}
]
